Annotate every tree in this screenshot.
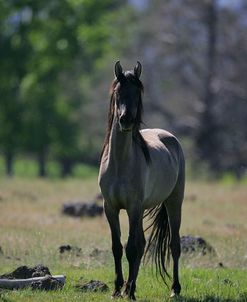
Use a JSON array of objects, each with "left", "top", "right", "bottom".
[
  {"left": 121, "top": 0, "right": 247, "bottom": 178},
  {"left": 0, "top": 1, "right": 32, "bottom": 175},
  {"left": 195, "top": 0, "right": 220, "bottom": 173},
  {"left": 0, "top": 0, "right": 125, "bottom": 176}
]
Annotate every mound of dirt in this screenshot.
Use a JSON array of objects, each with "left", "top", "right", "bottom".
[
  {"left": 75, "top": 279, "right": 109, "bottom": 292},
  {"left": 0, "top": 265, "right": 51, "bottom": 279},
  {"left": 31, "top": 275, "right": 64, "bottom": 291},
  {"left": 180, "top": 235, "right": 216, "bottom": 255},
  {"left": 0, "top": 265, "right": 65, "bottom": 291},
  {"left": 62, "top": 202, "right": 103, "bottom": 218},
  {"left": 59, "top": 245, "right": 81, "bottom": 255}
]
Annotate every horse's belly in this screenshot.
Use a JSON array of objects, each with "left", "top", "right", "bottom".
[
  {"left": 143, "top": 185, "right": 172, "bottom": 209},
  {"left": 143, "top": 165, "right": 178, "bottom": 209},
  {"left": 143, "top": 196, "right": 164, "bottom": 209}
]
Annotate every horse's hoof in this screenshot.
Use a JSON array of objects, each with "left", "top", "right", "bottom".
[
  {"left": 111, "top": 295, "right": 122, "bottom": 299},
  {"left": 170, "top": 291, "right": 180, "bottom": 299},
  {"left": 121, "top": 291, "right": 136, "bottom": 300},
  {"left": 127, "top": 293, "right": 136, "bottom": 301},
  {"left": 111, "top": 290, "right": 123, "bottom": 299}
]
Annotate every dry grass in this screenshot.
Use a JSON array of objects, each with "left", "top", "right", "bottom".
[
  {"left": 181, "top": 181, "right": 247, "bottom": 268},
  {"left": 0, "top": 177, "right": 246, "bottom": 270},
  {"left": 0, "top": 178, "right": 109, "bottom": 271}
]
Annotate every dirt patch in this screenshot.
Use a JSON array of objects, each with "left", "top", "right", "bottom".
[
  {"left": 0, "top": 265, "right": 51, "bottom": 279},
  {"left": 181, "top": 235, "right": 216, "bottom": 255},
  {"left": 31, "top": 275, "right": 64, "bottom": 290},
  {"left": 59, "top": 245, "right": 82, "bottom": 256},
  {"left": 62, "top": 202, "right": 103, "bottom": 218},
  {"left": 0, "top": 265, "right": 65, "bottom": 291},
  {"left": 75, "top": 279, "right": 109, "bottom": 292}
]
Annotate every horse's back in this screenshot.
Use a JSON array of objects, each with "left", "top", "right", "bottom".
[
  {"left": 141, "top": 128, "right": 182, "bottom": 162},
  {"left": 140, "top": 128, "right": 184, "bottom": 208}
]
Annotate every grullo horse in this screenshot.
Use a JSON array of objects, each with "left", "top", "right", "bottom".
[{"left": 99, "top": 61, "right": 185, "bottom": 300}]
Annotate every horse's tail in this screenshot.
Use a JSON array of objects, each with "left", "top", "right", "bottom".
[{"left": 143, "top": 203, "right": 171, "bottom": 284}]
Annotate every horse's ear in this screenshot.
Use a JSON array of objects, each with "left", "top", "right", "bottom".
[
  {"left": 134, "top": 61, "right": 142, "bottom": 78},
  {"left": 115, "top": 61, "right": 123, "bottom": 79}
]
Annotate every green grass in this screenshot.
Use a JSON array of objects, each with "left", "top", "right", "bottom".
[
  {"left": 0, "top": 177, "right": 246, "bottom": 301},
  {"left": 0, "top": 156, "right": 98, "bottom": 178},
  {"left": 0, "top": 266, "right": 246, "bottom": 301}
]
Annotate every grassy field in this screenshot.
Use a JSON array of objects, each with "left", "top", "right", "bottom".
[{"left": 0, "top": 176, "right": 246, "bottom": 301}]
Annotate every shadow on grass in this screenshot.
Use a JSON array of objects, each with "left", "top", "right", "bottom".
[
  {"left": 138, "top": 293, "right": 247, "bottom": 302},
  {"left": 171, "top": 294, "right": 247, "bottom": 302}
]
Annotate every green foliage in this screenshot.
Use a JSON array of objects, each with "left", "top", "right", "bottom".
[
  {"left": 1, "top": 0, "right": 246, "bottom": 178},
  {"left": 0, "top": 0, "right": 126, "bottom": 176}
]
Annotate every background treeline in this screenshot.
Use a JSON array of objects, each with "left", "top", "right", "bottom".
[{"left": 0, "top": 0, "right": 246, "bottom": 179}]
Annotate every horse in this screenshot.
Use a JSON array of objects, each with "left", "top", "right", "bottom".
[{"left": 98, "top": 61, "right": 185, "bottom": 300}]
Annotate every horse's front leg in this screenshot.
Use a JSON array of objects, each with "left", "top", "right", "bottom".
[
  {"left": 123, "top": 209, "right": 146, "bottom": 300},
  {"left": 104, "top": 203, "right": 124, "bottom": 298}
]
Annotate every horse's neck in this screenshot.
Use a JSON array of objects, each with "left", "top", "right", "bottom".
[{"left": 107, "top": 121, "right": 134, "bottom": 172}]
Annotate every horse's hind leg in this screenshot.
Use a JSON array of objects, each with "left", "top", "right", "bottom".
[
  {"left": 166, "top": 199, "right": 182, "bottom": 297},
  {"left": 166, "top": 170, "right": 184, "bottom": 297},
  {"left": 104, "top": 203, "right": 124, "bottom": 298}
]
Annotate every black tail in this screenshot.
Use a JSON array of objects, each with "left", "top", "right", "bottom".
[{"left": 143, "top": 203, "right": 171, "bottom": 284}]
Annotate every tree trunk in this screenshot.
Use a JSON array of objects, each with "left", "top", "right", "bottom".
[
  {"left": 5, "top": 150, "right": 14, "bottom": 177},
  {"left": 60, "top": 158, "right": 73, "bottom": 177},
  {"left": 196, "top": 0, "right": 219, "bottom": 171},
  {"left": 38, "top": 151, "right": 46, "bottom": 177}
]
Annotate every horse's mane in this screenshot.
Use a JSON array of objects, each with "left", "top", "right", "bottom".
[{"left": 100, "top": 72, "right": 151, "bottom": 164}]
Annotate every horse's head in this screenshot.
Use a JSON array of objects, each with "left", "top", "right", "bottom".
[{"left": 113, "top": 61, "right": 143, "bottom": 132}]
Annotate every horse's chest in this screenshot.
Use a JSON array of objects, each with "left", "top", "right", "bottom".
[{"left": 101, "top": 175, "right": 138, "bottom": 209}]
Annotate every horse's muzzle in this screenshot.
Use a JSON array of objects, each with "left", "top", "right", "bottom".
[{"left": 119, "top": 114, "right": 134, "bottom": 132}]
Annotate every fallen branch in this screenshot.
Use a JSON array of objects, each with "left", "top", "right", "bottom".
[{"left": 0, "top": 275, "right": 65, "bottom": 290}]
